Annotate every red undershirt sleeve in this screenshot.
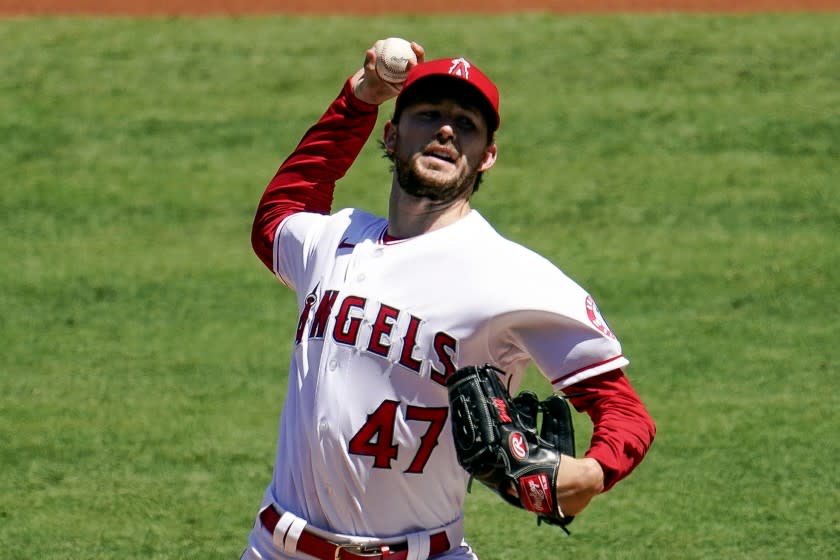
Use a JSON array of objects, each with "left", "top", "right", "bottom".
[
  {"left": 251, "top": 77, "right": 380, "bottom": 270},
  {"left": 563, "top": 369, "right": 656, "bottom": 492}
]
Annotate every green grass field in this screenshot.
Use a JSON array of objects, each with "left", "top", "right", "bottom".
[{"left": 2, "top": 13, "right": 839, "bottom": 559}]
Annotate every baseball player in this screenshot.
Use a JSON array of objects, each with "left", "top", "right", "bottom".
[{"left": 240, "top": 39, "right": 656, "bottom": 560}]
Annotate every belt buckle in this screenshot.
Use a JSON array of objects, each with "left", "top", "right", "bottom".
[{"left": 334, "top": 542, "right": 390, "bottom": 559}]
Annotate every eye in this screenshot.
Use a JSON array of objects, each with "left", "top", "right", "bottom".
[
  {"left": 456, "top": 116, "right": 477, "bottom": 131},
  {"left": 417, "top": 110, "right": 439, "bottom": 120}
]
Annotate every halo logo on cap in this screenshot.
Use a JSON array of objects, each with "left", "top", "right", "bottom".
[
  {"left": 395, "top": 57, "right": 501, "bottom": 131},
  {"left": 448, "top": 58, "right": 471, "bottom": 79}
]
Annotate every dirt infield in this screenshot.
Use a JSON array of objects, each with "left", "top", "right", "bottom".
[{"left": 1, "top": 0, "right": 838, "bottom": 16}]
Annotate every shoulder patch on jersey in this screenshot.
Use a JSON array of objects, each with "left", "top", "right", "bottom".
[{"left": 585, "top": 295, "right": 616, "bottom": 339}]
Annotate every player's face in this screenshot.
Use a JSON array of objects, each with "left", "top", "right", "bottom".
[{"left": 386, "top": 99, "right": 497, "bottom": 203}]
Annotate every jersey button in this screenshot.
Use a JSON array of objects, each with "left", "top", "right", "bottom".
[
  {"left": 328, "top": 359, "right": 338, "bottom": 371},
  {"left": 356, "top": 273, "right": 366, "bottom": 282},
  {"left": 373, "top": 248, "right": 384, "bottom": 257}
]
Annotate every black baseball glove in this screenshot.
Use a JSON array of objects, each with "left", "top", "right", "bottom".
[{"left": 447, "top": 364, "right": 576, "bottom": 530}]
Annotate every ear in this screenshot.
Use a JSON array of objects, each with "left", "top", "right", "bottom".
[
  {"left": 383, "top": 121, "right": 397, "bottom": 153},
  {"left": 478, "top": 143, "right": 497, "bottom": 172}
]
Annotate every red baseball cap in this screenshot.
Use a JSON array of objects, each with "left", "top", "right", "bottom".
[{"left": 394, "top": 57, "right": 501, "bottom": 132}]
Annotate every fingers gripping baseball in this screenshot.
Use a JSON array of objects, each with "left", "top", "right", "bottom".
[{"left": 352, "top": 39, "right": 424, "bottom": 105}]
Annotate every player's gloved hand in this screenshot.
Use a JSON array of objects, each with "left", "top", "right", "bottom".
[
  {"left": 351, "top": 39, "right": 424, "bottom": 105},
  {"left": 446, "top": 364, "right": 577, "bottom": 530}
]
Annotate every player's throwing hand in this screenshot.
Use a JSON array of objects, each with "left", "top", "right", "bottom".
[{"left": 352, "top": 39, "right": 424, "bottom": 105}]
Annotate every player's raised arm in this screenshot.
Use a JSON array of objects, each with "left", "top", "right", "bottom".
[{"left": 251, "top": 39, "right": 424, "bottom": 271}]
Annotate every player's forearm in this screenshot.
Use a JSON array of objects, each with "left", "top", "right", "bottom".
[
  {"left": 251, "top": 77, "right": 379, "bottom": 269},
  {"left": 564, "top": 369, "right": 656, "bottom": 491},
  {"left": 555, "top": 456, "right": 604, "bottom": 517}
]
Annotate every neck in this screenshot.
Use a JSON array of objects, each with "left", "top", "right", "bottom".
[{"left": 387, "top": 182, "right": 472, "bottom": 239}]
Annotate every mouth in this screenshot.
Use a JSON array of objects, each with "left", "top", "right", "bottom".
[{"left": 422, "top": 146, "right": 458, "bottom": 165}]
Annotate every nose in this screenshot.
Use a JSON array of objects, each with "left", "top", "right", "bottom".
[{"left": 436, "top": 123, "right": 455, "bottom": 142}]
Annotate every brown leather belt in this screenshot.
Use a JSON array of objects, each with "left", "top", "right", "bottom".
[{"left": 259, "top": 506, "right": 451, "bottom": 560}]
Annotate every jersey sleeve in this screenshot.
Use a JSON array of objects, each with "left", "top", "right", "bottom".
[
  {"left": 273, "top": 208, "right": 380, "bottom": 292},
  {"left": 499, "top": 262, "right": 630, "bottom": 389},
  {"left": 272, "top": 212, "right": 331, "bottom": 290},
  {"left": 503, "top": 307, "right": 628, "bottom": 389},
  {"left": 563, "top": 369, "right": 656, "bottom": 492},
  {"left": 496, "top": 251, "right": 654, "bottom": 491},
  {"left": 251, "top": 77, "right": 379, "bottom": 273}
]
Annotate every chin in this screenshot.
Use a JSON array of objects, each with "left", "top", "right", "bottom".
[
  {"left": 419, "top": 171, "right": 458, "bottom": 190},
  {"left": 396, "top": 156, "right": 476, "bottom": 202},
  {"left": 414, "top": 160, "right": 461, "bottom": 186}
]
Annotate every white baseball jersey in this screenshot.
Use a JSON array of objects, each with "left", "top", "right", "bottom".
[{"left": 261, "top": 206, "right": 628, "bottom": 538}]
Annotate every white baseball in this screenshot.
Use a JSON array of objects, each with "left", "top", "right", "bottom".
[{"left": 374, "top": 38, "right": 417, "bottom": 84}]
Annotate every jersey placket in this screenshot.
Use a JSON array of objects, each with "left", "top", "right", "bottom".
[{"left": 318, "top": 241, "right": 386, "bottom": 375}]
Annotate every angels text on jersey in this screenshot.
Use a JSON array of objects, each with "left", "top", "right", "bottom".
[{"left": 294, "top": 285, "right": 458, "bottom": 387}]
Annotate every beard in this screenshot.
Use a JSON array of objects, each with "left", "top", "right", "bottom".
[{"left": 394, "top": 152, "right": 480, "bottom": 204}]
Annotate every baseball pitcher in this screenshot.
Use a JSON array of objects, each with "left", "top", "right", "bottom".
[{"left": 240, "top": 39, "right": 656, "bottom": 560}]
